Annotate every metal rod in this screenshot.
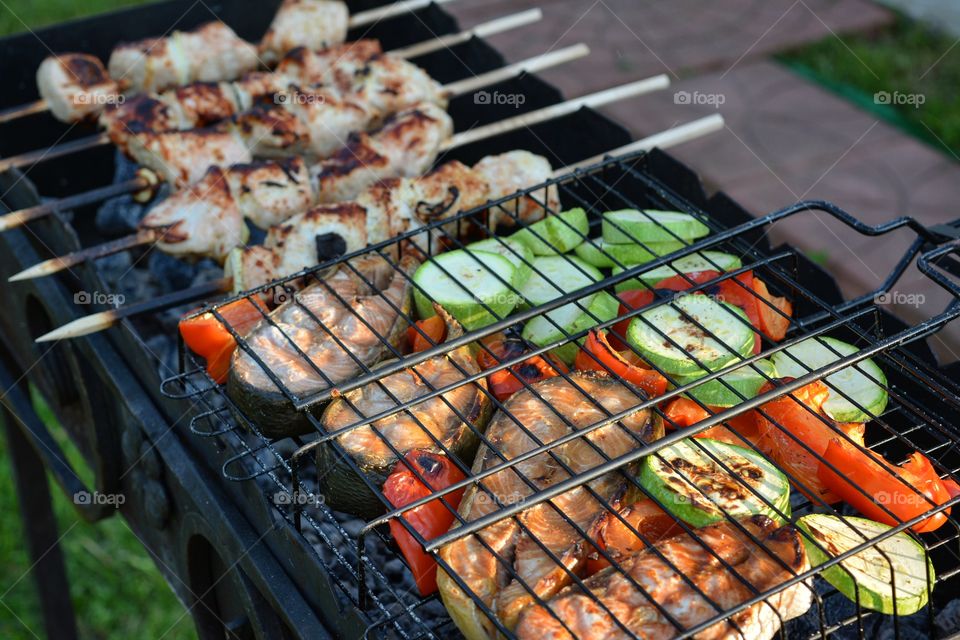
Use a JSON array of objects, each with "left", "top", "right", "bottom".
[{"left": 0, "top": 98, "right": 47, "bottom": 124}]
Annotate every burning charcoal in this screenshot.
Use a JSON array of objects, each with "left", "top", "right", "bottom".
[
  {"left": 936, "top": 600, "right": 960, "bottom": 636},
  {"left": 147, "top": 251, "right": 203, "bottom": 291}
]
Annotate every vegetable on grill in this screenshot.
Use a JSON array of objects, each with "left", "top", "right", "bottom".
[
  {"left": 521, "top": 291, "right": 619, "bottom": 364},
  {"left": 625, "top": 293, "right": 757, "bottom": 376},
  {"left": 511, "top": 207, "right": 588, "bottom": 255},
  {"left": 475, "top": 334, "right": 568, "bottom": 402},
  {"left": 754, "top": 379, "right": 866, "bottom": 504},
  {"left": 661, "top": 396, "right": 766, "bottom": 449},
  {"left": 178, "top": 295, "right": 267, "bottom": 383},
  {"left": 601, "top": 209, "right": 709, "bottom": 244},
  {"left": 384, "top": 451, "right": 468, "bottom": 596},
  {"left": 517, "top": 254, "right": 602, "bottom": 308},
  {"left": 573, "top": 329, "right": 668, "bottom": 398},
  {"left": 639, "top": 438, "right": 791, "bottom": 527},
  {"left": 573, "top": 238, "right": 686, "bottom": 268},
  {"left": 797, "top": 514, "right": 934, "bottom": 615},
  {"left": 772, "top": 336, "right": 888, "bottom": 423},
  {"left": 818, "top": 442, "right": 953, "bottom": 533},
  {"left": 610, "top": 250, "right": 741, "bottom": 292},
  {"left": 675, "top": 358, "right": 777, "bottom": 407}
]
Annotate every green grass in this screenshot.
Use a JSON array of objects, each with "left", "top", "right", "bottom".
[
  {"left": 0, "top": 0, "right": 150, "bottom": 35},
  {"left": 0, "top": 388, "right": 195, "bottom": 639},
  {"left": 780, "top": 15, "right": 960, "bottom": 155}
]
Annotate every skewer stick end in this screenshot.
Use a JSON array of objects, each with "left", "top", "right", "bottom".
[
  {"left": 9, "top": 256, "right": 71, "bottom": 281},
  {"left": 35, "top": 308, "right": 119, "bottom": 342}
]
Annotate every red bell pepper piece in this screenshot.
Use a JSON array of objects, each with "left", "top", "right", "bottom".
[
  {"left": 574, "top": 329, "right": 668, "bottom": 398},
  {"left": 754, "top": 380, "right": 865, "bottom": 503},
  {"left": 407, "top": 315, "right": 447, "bottom": 353},
  {"left": 383, "top": 451, "right": 467, "bottom": 595},
  {"left": 661, "top": 397, "right": 763, "bottom": 449},
  {"left": 819, "top": 441, "right": 951, "bottom": 533},
  {"left": 475, "top": 334, "right": 568, "bottom": 401},
  {"left": 753, "top": 278, "right": 792, "bottom": 341},
  {"left": 179, "top": 295, "right": 267, "bottom": 383},
  {"left": 586, "top": 500, "right": 682, "bottom": 575},
  {"left": 610, "top": 289, "right": 655, "bottom": 350}
]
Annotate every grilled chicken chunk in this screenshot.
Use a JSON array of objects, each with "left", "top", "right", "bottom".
[
  {"left": 516, "top": 515, "right": 813, "bottom": 640},
  {"left": 312, "top": 102, "right": 454, "bottom": 203},
  {"left": 37, "top": 54, "right": 120, "bottom": 122},
  {"left": 318, "top": 309, "right": 492, "bottom": 517},
  {"left": 234, "top": 160, "right": 489, "bottom": 289},
  {"left": 437, "top": 373, "right": 664, "bottom": 640},
  {"left": 259, "top": 0, "right": 350, "bottom": 65},
  {"left": 108, "top": 22, "right": 258, "bottom": 94},
  {"left": 140, "top": 166, "right": 246, "bottom": 259},
  {"left": 276, "top": 40, "right": 383, "bottom": 87},
  {"left": 127, "top": 127, "right": 252, "bottom": 188},
  {"left": 227, "top": 254, "right": 418, "bottom": 436},
  {"left": 474, "top": 150, "right": 559, "bottom": 230}
]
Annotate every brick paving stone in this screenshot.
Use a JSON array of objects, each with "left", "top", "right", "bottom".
[{"left": 447, "top": 0, "right": 892, "bottom": 98}]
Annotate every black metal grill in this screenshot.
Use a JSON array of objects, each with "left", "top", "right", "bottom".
[{"left": 162, "top": 150, "right": 960, "bottom": 639}]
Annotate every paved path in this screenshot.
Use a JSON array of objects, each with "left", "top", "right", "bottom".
[{"left": 447, "top": 0, "right": 960, "bottom": 358}]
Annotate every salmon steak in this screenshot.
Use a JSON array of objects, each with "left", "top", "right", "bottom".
[
  {"left": 437, "top": 372, "right": 664, "bottom": 640},
  {"left": 516, "top": 514, "right": 813, "bottom": 640}
]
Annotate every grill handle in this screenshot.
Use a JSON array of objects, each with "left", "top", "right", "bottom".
[{"left": 0, "top": 356, "right": 115, "bottom": 521}]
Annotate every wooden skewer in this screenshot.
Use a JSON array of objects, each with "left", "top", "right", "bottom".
[
  {"left": 441, "top": 74, "right": 670, "bottom": 151},
  {"left": 0, "top": 42, "right": 586, "bottom": 235},
  {"left": 553, "top": 114, "right": 726, "bottom": 176},
  {"left": 36, "top": 116, "right": 726, "bottom": 342},
  {"left": 0, "top": 0, "right": 463, "bottom": 126},
  {"left": 9, "top": 229, "right": 159, "bottom": 282},
  {"left": 0, "top": 9, "right": 543, "bottom": 175},
  {"left": 35, "top": 277, "right": 232, "bottom": 342}
]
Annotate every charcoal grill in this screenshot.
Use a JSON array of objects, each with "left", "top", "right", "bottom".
[{"left": 2, "top": 2, "right": 960, "bottom": 640}]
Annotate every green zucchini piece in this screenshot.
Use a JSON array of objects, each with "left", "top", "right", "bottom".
[
  {"left": 610, "top": 251, "right": 742, "bottom": 292},
  {"left": 573, "top": 239, "right": 686, "bottom": 268},
  {"left": 521, "top": 291, "right": 619, "bottom": 364},
  {"left": 796, "top": 514, "right": 934, "bottom": 615},
  {"left": 771, "top": 337, "right": 888, "bottom": 423},
  {"left": 511, "top": 208, "right": 589, "bottom": 255},
  {"left": 519, "top": 255, "right": 602, "bottom": 309},
  {"left": 602, "top": 209, "right": 710, "bottom": 244},
  {"left": 465, "top": 237, "right": 534, "bottom": 289},
  {"left": 640, "top": 438, "right": 791, "bottom": 527},
  {"left": 412, "top": 249, "right": 518, "bottom": 330},
  {"left": 626, "top": 294, "right": 757, "bottom": 376},
  {"left": 677, "top": 359, "right": 778, "bottom": 408}
]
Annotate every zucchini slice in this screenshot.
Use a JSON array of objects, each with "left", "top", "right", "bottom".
[
  {"left": 573, "top": 239, "right": 686, "bottom": 269},
  {"left": 626, "top": 294, "right": 757, "bottom": 376},
  {"left": 602, "top": 209, "right": 710, "bottom": 244},
  {"left": 413, "top": 249, "right": 518, "bottom": 330},
  {"left": 511, "top": 208, "right": 589, "bottom": 255},
  {"left": 640, "top": 438, "right": 791, "bottom": 527},
  {"left": 677, "top": 358, "right": 778, "bottom": 408},
  {"left": 519, "top": 255, "right": 602, "bottom": 308},
  {"left": 771, "top": 337, "right": 888, "bottom": 423},
  {"left": 522, "top": 291, "right": 619, "bottom": 364},
  {"left": 796, "top": 514, "right": 934, "bottom": 615},
  {"left": 465, "top": 237, "right": 534, "bottom": 289},
  {"left": 610, "top": 251, "right": 742, "bottom": 292}
]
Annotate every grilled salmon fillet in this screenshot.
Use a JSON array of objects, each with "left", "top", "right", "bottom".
[
  {"left": 437, "top": 372, "right": 664, "bottom": 640},
  {"left": 516, "top": 515, "right": 812, "bottom": 640}
]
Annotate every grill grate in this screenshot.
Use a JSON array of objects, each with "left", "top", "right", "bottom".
[{"left": 162, "top": 150, "right": 960, "bottom": 639}]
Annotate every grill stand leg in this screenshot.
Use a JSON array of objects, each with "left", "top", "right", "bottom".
[{"left": 3, "top": 405, "right": 79, "bottom": 640}]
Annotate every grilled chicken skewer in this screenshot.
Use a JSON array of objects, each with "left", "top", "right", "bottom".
[
  {"left": 35, "top": 116, "right": 726, "bottom": 343},
  {"left": 0, "top": 42, "right": 581, "bottom": 233},
  {"left": 0, "top": 0, "right": 463, "bottom": 125},
  {"left": 11, "top": 78, "right": 671, "bottom": 283},
  {"left": 0, "top": 9, "right": 544, "bottom": 174}
]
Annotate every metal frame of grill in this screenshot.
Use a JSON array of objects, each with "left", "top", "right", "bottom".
[{"left": 161, "top": 149, "right": 960, "bottom": 639}]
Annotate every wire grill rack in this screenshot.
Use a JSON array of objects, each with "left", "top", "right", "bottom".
[{"left": 162, "top": 150, "right": 960, "bottom": 639}]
